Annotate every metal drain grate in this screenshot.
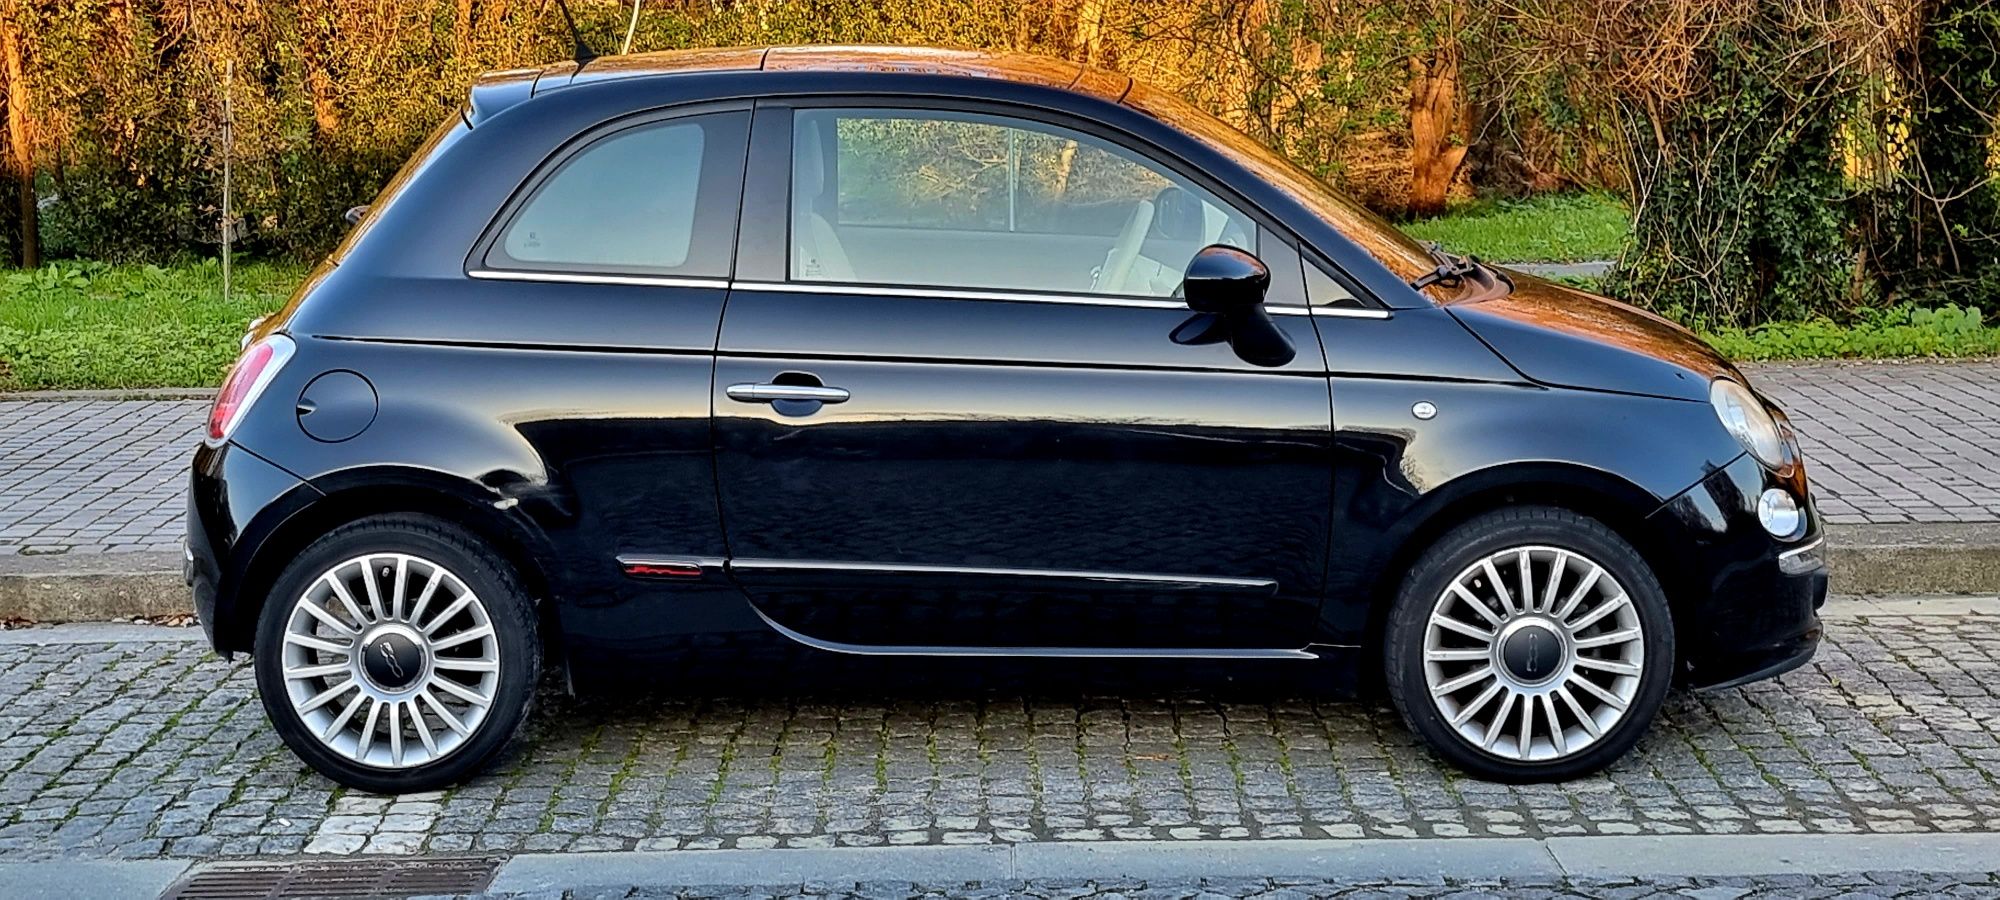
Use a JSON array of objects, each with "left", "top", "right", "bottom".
[{"left": 159, "top": 856, "right": 501, "bottom": 899}]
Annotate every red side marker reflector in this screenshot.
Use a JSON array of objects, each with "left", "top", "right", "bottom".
[{"left": 622, "top": 562, "right": 704, "bottom": 579}]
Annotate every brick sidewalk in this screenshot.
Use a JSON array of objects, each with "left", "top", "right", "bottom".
[
  {"left": 0, "top": 602, "right": 1995, "bottom": 863},
  {"left": 1, "top": 361, "right": 1996, "bottom": 558}
]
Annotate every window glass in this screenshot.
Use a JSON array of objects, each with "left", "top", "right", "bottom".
[
  {"left": 791, "top": 108, "right": 1255, "bottom": 297},
  {"left": 488, "top": 113, "right": 745, "bottom": 277},
  {"left": 1305, "top": 259, "right": 1364, "bottom": 307}
]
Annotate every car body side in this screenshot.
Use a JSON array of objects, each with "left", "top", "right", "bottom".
[{"left": 188, "top": 57, "right": 1822, "bottom": 694}]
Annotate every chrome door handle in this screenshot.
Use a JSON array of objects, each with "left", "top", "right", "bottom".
[{"left": 725, "top": 383, "right": 851, "bottom": 404}]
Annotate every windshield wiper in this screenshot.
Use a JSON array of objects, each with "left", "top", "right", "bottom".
[{"left": 1410, "top": 242, "right": 1481, "bottom": 291}]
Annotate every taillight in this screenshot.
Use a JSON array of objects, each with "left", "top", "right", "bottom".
[{"left": 207, "top": 334, "right": 295, "bottom": 444}]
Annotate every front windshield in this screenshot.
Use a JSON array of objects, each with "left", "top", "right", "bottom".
[{"left": 1123, "top": 81, "right": 1443, "bottom": 290}]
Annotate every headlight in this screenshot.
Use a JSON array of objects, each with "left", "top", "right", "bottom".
[{"left": 1710, "top": 378, "right": 1784, "bottom": 468}]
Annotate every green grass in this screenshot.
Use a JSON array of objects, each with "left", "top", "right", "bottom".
[
  {"left": 0, "top": 260, "right": 302, "bottom": 391},
  {"left": 1403, "top": 192, "right": 1631, "bottom": 264}
]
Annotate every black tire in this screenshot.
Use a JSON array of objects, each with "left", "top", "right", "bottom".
[
  {"left": 254, "top": 513, "right": 540, "bottom": 793},
  {"left": 1383, "top": 506, "right": 1673, "bottom": 782}
]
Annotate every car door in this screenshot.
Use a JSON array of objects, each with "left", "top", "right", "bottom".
[
  {"left": 712, "top": 101, "right": 1333, "bottom": 652},
  {"left": 457, "top": 105, "right": 757, "bottom": 655}
]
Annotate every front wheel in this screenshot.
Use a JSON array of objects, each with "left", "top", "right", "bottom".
[
  {"left": 1384, "top": 506, "right": 1674, "bottom": 782},
  {"left": 253, "top": 514, "right": 540, "bottom": 793}
]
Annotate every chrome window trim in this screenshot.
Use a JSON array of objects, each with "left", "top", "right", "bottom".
[
  {"left": 468, "top": 269, "right": 730, "bottom": 290},
  {"left": 1312, "top": 306, "right": 1392, "bottom": 319},
  {"left": 732, "top": 280, "right": 1180, "bottom": 310},
  {"left": 465, "top": 270, "right": 1340, "bottom": 316},
  {"left": 730, "top": 280, "right": 1315, "bottom": 315}
]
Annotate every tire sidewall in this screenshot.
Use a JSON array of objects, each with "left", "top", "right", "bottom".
[
  {"left": 1385, "top": 508, "right": 1674, "bottom": 782},
  {"left": 253, "top": 514, "right": 538, "bottom": 793}
]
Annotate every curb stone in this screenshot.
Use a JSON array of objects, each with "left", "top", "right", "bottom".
[
  {"left": 88, "top": 832, "right": 2000, "bottom": 898},
  {"left": 0, "top": 523, "right": 1995, "bottom": 622},
  {"left": 0, "top": 551, "right": 187, "bottom": 621},
  {"left": 0, "top": 387, "right": 217, "bottom": 402},
  {"left": 0, "top": 860, "right": 189, "bottom": 900},
  {"left": 1504, "top": 260, "right": 1614, "bottom": 280}
]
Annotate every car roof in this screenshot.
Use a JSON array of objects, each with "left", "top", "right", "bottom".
[{"left": 541, "top": 45, "right": 1132, "bottom": 102}]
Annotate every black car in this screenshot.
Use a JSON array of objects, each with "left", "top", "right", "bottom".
[{"left": 186, "top": 45, "right": 1827, "bottom": 792}]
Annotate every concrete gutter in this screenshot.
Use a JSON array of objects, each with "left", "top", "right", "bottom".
[{"left": 1, "top": 522, "right": 1997, "bottom": 622}]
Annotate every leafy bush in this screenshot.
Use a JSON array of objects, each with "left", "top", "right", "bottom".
[{"left": 1702, "top": 304, "right": 2000, "bottom": 361}]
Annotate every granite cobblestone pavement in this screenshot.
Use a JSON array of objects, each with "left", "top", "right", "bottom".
[
  {"left": 463, "top": 872, "right": 2000, "bottom": 898},
  {"left": 1, "top": 601, "right": 1997, "bottom": 865},
  {"left": 2, "top": 362, "right": 1996, "bottom": 558}
]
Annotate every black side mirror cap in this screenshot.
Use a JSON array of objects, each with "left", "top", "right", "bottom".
[{"left": 1182, "top": 244, "right": 1270, "bottom": 315}]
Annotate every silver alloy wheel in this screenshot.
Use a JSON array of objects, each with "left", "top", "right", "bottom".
[
  {"left": 279, "top": 552, "right": 500, "bottom": 769},
  {"left": 1421, "top": 545, "right": 1645, "bottom": 762}
]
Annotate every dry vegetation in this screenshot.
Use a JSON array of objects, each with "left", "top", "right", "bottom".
[{"left": 0, "top": 0, "right": 1993, "bottom": 326}]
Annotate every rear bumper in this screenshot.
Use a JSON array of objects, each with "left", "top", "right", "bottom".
[
  {"left": 1646, "top": 453, "right": 1827, "bottom": 690},
  {"left": 186, "top": 441, "right": 318, "bottom": 656}
]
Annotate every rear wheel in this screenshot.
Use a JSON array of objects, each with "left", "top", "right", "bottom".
[
  {"left": 254, "top": 514, "right": 539, "bottom": 793},
  {"left": 1384, "top": 506, "right": 1673, "bottom": 781}
]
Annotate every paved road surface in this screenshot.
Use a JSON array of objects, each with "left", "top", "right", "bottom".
[{"left": 0, "top": 599, "right": 1995, "bottom": 864}]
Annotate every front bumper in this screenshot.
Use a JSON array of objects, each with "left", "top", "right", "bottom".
[{"left": 1646, "top": 453, "right": 1827, "bottom": 689}]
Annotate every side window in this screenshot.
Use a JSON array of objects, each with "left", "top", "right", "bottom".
[
  {"left": 1305, "top": 258, "right": 1366, "bottom": 308},
  {"left": 484, "top": 111, "right": 748, "bottom": 278},
  {"left": 790, "top": 108, "right": 1255, "bottom": 297}
]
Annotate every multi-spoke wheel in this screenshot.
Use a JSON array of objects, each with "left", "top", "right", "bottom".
[
  {"left": 1386, "top": 507, "right": 1672, "bottom": 782},
  {"left": 255, "top": 514, "right": 538, "bottom": 793}
]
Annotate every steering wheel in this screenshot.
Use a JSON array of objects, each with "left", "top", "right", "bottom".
[{"left": 1094, "top": 199, "right": 1156, "bottom": 295}]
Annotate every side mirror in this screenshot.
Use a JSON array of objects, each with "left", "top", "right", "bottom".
[
  {"left": 344, "top": 205, "right": 368, "bottom": 226},
  {"left": 1182, "top": 244, "right": 1270, "bottom": 315},
  {"left": 1173, "top": 245, "right": 1294, "bottom": 367}
]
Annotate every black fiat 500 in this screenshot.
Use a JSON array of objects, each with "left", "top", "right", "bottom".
[{"left": 186, "top": 45, "right": 1827, "bottom": 792}]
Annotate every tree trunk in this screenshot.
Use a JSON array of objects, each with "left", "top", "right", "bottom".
[
  {"left": 1407, "top": 38, "right": 1467, "bottom": 219},
  {"left": 0, "top": 0, "right": 37, "bottom": 268},
  {"left": 455, "top": 0, "right": 475, "bottom": 57},
  {"left": 1052, "top": 0, "right": 1105, "bottom": 198},
  {"left": 1070, "top": 0, "right": 1103, "bottom": 64},
  {"left": 298, "top": 2, "right": 341, "bottom": 137},
  {"left": 1240, "top": 0, "right": 1277, "bottom": 142}
]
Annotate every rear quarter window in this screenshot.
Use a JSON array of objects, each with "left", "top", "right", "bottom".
[{"left": 481, "top": 111, "right": 749, "bottom": 278}]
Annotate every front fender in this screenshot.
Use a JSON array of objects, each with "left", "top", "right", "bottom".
[{"left": 1322, "top": 377, "right": 1742, "bottom": 643}]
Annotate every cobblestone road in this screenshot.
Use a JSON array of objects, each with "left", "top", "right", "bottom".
[
  {"left": 2, "top": 362, "right": 1995, "bottom": 557},
  {"left": 467, "top": 872, "right": 2000, "bottom": 899},
  {"left": 1, "top": 605, "right": 1996, "bottom": 864}
]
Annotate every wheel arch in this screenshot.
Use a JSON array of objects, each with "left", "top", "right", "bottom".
[
  {"left": 222, "top": 466, "right": 565, "bottom": 664},
  {"left": 1358, "top": 461, "right": 1689, "bottom": 669}
]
